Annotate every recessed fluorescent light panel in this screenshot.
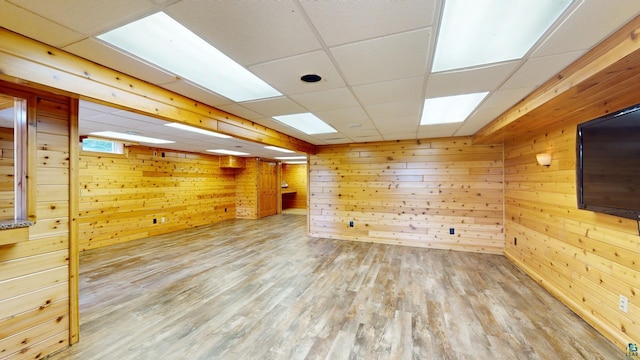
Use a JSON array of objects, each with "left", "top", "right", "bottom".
[
  {"left": 165, "top": 123, "right": 231, "bottom": 138},
  {"left": 265, "top": 146, "right": 295, "bottom": 153},
  {"left": 432, "top": 0, "right": 571, "bottom": 72},
  {"left": 98, "top": 12, "right": 282, "bottom": 102},
  {"left": 284, "top": 161, "right": 308, "bottom": 165},
  {"left": 272, "top": 113, "right": 337, "bottom": 135},
  {"left": 206, "top": 149, "right": 250, "bottom": 156},
  {"left": 420, "top": 92, "right": 489, "bottom": 125},
  {"left": 275, "top": 156, "right": 307, "bottom": 160},
  {"left": 90, "top": 131, "right": 175, "bottom": 144}
]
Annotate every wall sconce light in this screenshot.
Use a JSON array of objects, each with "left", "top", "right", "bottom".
[{"left": 536, "top": 153, "right": 552, "bottom": 166}]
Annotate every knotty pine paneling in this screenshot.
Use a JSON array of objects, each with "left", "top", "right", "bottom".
[
  {"left": 235, "top": 157, "right": 258, "bottom": 219},
  {"left": 282, "top": 163, "right": 307, "bottom": 209},
  {"left": 503, "top": 122, "right": 640, "bottom": 350},
  {"left": 78, "top": 147, "right": 236, "bottom": 250},
  {"left": 309, "top": 137, "right": 504, "bottom": 254},
  {"left": 0, "top": 126, "right": 14, "bottom": 221},
  {"left": 0, "top": 83, "right": 71, "bottom": 359}
]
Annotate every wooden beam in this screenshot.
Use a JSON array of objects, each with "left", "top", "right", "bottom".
[
  {"left": 0, "top": 27, "right": 316, "bottom": 155},
  {"left": 68, "top": 97, "right": 80, "bottom": 345},
  {"left": 474, "top": 14, "right": 640, "bottom": 144}
]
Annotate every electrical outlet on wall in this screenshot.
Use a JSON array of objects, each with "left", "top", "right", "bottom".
[{"left": 619, "top": 294, "right": 629, "bottom": 313}]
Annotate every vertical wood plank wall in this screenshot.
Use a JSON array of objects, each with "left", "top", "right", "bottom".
[
  {"left": 282, "top": 164, "right": 307, "bottom": 209},
  {"left": 0, "top": 127, "right": 14, "bottom": 220},
  {"left": 0, "top": 89, "right": 71, "bottom": 359},
  {"left": 503, "top": 123, "right": 639, "bottom": 349},
  {"left": 235, "top": 157, "right": 258, "bottom": 219},
  {"left": 77, "top": 147, "right": 236, "bottom": 251},
  {"left": 309, "top": 137, "right": 504, "bottom": 254}
]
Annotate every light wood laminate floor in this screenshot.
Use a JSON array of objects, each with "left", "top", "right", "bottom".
[{"left": 50, "top": 214, "right": 622, "bottom": 359}]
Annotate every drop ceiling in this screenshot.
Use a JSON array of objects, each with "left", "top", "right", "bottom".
[{"left": 1, "top": 0, "right": 639, "bottom": 158}]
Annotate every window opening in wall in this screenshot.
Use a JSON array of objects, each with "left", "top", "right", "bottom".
[
  {"left": 81, "top": 138, "right": 125, "bottom": 154},
  {"left": 0, "top": 93, "right": 27, "bottom": 221}
]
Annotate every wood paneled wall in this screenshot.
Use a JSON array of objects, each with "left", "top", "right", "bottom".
[
  {"left": 503, "top": 123, "right": 639, "bottom": 349},
  {"left": 235, "top": 157, "right": 258, "bottom": 219},
  {"left": 78, "top": 147, "right": 236, "bottom": 251},
  {"left": 0, "top": 85, "right": 71, "bottom": 359},
  {"left": 282, "top": 164, "right": 307, "bottom": 209},
  {"left": 0, "top": 126, "right": 14, "bottom": 220},
  {"left": 309, "top": 138, "right": 504, "bottom": 254}
]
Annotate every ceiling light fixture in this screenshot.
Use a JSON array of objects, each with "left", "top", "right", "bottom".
[
  {"left": 90, "top": 131, "right": 175, "bottom": 144},
  {"left": 272, "top": 113, "right": 337, "bottom": 135},
  {"left": 98, "top": 12, "right": 282, "bottom": 102},
  {"left": 432, "top": 0, "right": 571, "bottom": 72},
  {"left": 265, "top": 146, "right": 295, "bottom": 153},
  {"left": 275, "top": 156, "right": 307, "bottom": 160},
  {"left": 165, "top": 123, "right": 231, "bottom": 138},
  {"left": 207, "top": 149, "right": 250, "bottom": 156},
  {"left": 420, "top": 92, "right": 489, "bottom": 125}
]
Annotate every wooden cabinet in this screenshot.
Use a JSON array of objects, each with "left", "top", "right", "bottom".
[{"left": 219, "top": 155, "right": 245, "bottom": 169}]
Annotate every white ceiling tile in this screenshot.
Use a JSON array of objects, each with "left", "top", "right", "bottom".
[
  {"left": 349, "top": 132, "right": 384, "bottom": 143},
  {"left": 483, "top": 87, "right": 536, "bottom": 109},
  {"left": 78, "top": 107, "right": 106, "bottom": 120},
  {"left": 249, "top": 118, "right": 327, "bottom": 145},
  {"left": 455, "top": 108, "right": 507, "bottom": 136},
  {"left": 352, "top": 76, "right": 425, "bottom": 106},
  {"left": 249, "top": 51, "right": 345, "bottom": 95},
  {"left": 63, "top": 38, "right": 178, "bottom": 85},
  {"left": 290, "top": 88, "right": 359, "bottom": 112},
  {"left": 372, "top": 115, "right": 419, "bottom": 133},
  {"left": 314, "top": 107, "right": 375, "bottom": 130},
  {"left": 501, "top": 51, "right": 585, "bottom": 90},
  {"left": 0, "top": 2, "right": 85, "bottom": 47},
  {"left": 457, "top": 87, "right": 536, "bottom": 136},
  {"left": 426, "top": 61, "right": 520, "bottom": 98},
  {"left": 300, "top": 0, "right": 436, "bottom": 47},
  {"left": 239, "top": 97, "right": 307, "bottom": 117},
  {"left": 161, "top": 81, "right": 233, "bottom": 108},
  {"left": 417, "top": 123, "right": 460, "bottom": 139},
  {"left": 8, "top": 0, "right": 155, "bottom": 34},
  {"left": 340, "top": 128, "right": 380, "bottom": 137},
  {"left": 78, "top": 118, "right": 108, "bottom": 132},
  {"left": 165, "top": 0, "right": 321, "bottom": 66},
  {"left": 534, "top": 0, "right": 640, "bottom": 57},
  {"left": 9, "top": 0, "right": 640, "bottom": 148},
  {"left": 331, "top": 28, "right": 431, "bottom": 86},
  {"left": 365, "top": 100, "right": 422, "bottom": 122},
  {"left": 110, "top": 110, "right": 169, "bottom": 125}
]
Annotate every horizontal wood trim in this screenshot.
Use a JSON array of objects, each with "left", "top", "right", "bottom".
[
  {"left": 0, "top": 226, "right": 29, "bottom": 245},
  {"left": 0, "top": 28, "right": 316, "bottom": 155},
  {"left": 474, "top": 14, "right": 640, "bottom": 144}
]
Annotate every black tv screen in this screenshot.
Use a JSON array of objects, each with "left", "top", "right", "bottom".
[{"left": 576, "top": 104, "right": 640, "bottom": 220}]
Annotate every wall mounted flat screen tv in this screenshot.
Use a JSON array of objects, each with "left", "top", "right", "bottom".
[{"left": 576, "top": 103, "right": 640, "bottom": 220}]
